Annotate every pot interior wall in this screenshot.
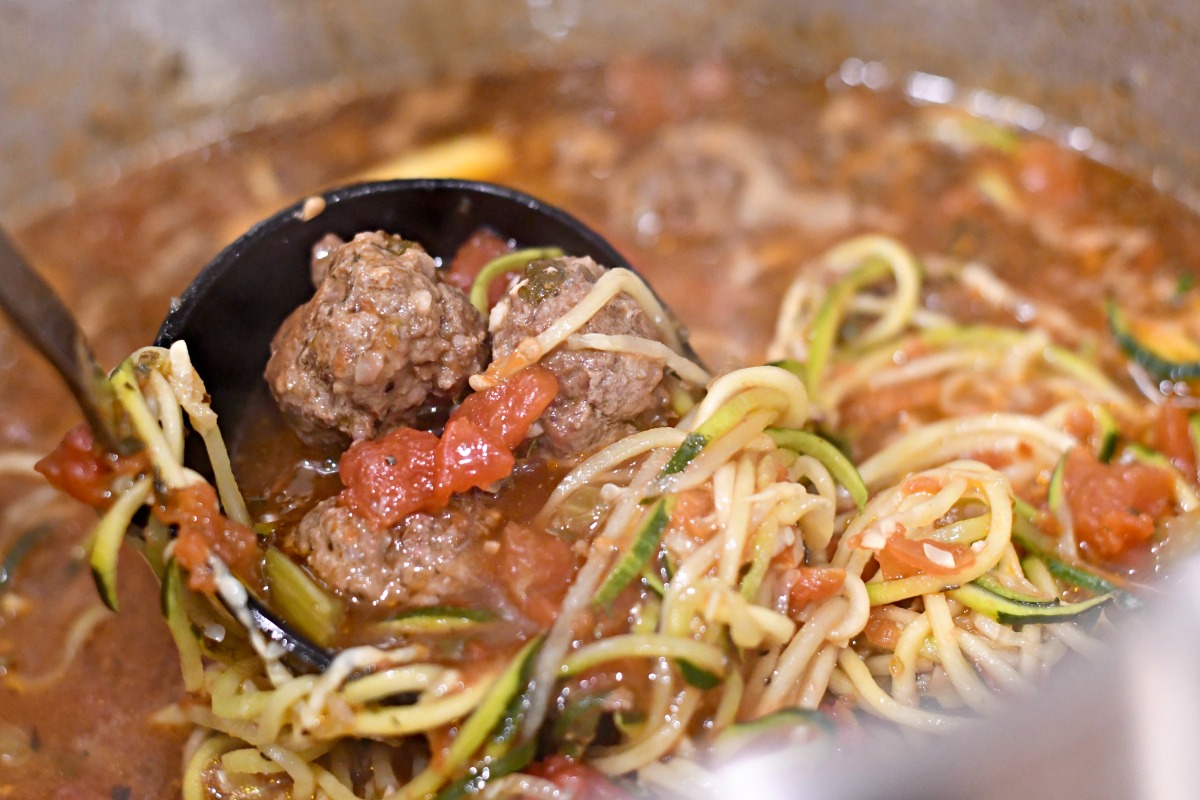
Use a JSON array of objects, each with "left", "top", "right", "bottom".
[{"left": 3, "top": 0, "right": 1200, "bottom": 217}]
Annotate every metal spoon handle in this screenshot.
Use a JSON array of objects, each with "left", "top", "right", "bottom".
[{"left": 0, "top": 227, "right": 124, "bottom": 451}]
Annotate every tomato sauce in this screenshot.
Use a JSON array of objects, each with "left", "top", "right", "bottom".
[{"left": 5, "top": 56, "right": 1200, "bottom": 796}]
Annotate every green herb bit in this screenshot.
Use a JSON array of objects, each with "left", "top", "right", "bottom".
[{"left": 469, "top": 247, "right": 563, "bottom": 312}]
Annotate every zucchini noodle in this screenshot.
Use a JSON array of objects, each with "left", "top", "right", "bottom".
[
  {"left": 567, "top": 332, "right": 712, "bottom": 387},
  {"left": 62, "top": 230, "right": 1188, "bottom": 798},
  {"left": 768, "top": 234, "right": 922, "bottom": 367},
  {"left": 472, "top": 267, "right": 683, "bottom": 389}
]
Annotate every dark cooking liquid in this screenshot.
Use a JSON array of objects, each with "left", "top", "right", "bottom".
[{"left": 2, "top": 57, "right": 1199, "bottom": 797}]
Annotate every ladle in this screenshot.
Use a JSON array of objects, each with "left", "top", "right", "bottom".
[
  {"left": 156, "top": 179, "right": 696, "bottom": 438},
  {"left": 2, "top": 179, "right": 693, "bottom": 675},
  {"left": 0, "top": 224, "right": 339, "bottom": 671}
]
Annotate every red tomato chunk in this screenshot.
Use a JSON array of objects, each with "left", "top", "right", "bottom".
[
  {"left": 339, "top": 367, "right": 558, "bottom": 526},
  {"left": 35, "top": 423, "right": 149, "bottom": 509},
  {"left": 1151, "top": 403, "right": 1198, "bottom": 484},
  {"left": 449, "top": 365, "right": 560, "bottom": 449},
  {"left": 160, "top": 482, "right": 261, "bottom": 592},
  {"left": 525, "top": 754, "right": 631, "bottom": 800},
  {"left": 787, "top": 567, "right": 846, "bottom": 613},
  {"left": 1063, "top": 447, "right": 1175, "bottom": 560},
  {"left": 437, "top": 417, "right": 515, "bottom": 496},
  {"left": 877, "top": 536, "right": 974, "bottom": 580},
  {"left": 443, "top": 227, "right": 514, "bottom": 306},
  {"left": 499, "top": 522, "right": 576, "bottom": 628},
  {"left": 339, "top": 428, "right": 441, "bottom": 526}
]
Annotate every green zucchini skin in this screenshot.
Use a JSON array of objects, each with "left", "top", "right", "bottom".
[
  {"left": 1046, "top": 451, "right": 1068, "bottom": 515},
  {"left": 766, "top": 427, "right": 869, "bottom": 511},
  {"left": 376, "top": 605, "right": 498, "bottom": 635},
  {"left": 678, "top": 658, "right": 723, "bottom": 689},
  {"left": 662, "top": 432, "right": 707, "bottom": 475},
  {"left": 972, "top": 572, "right": 1054, "bottom": 604},
  {"left": 91, "top": 476, "right": 152, "bottom": 612},
  {"left": 264, "top": 546, "right": 343, "bottom": 646},
  {"left": 1092, "top": 405, "right": 1119, "bottom": 463},
  {"left": 1107, "top": 298, "right": 1200, "bottom": 380},
  {"left": 721, "top": 707, "right": 833, "bottom": 739},
  {"left": 418, "top": 637, "right": 543, "bottom": 800},
  {"left": 713, "top": 708, "right": 834, "bottom": 763},
  {"left": 432, "top": 740, "right": 536, "bottom": 800},
  {"left": 805, "top": 258, "right": 893, "bottom": 396},
  {"left": 594, "top": 497, "right": 675, "bottom": 607},
  {"left": 950, "top": 581, "right": 1112, "bottom": 627}
]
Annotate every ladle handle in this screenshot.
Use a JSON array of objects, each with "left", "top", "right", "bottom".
[{"left": 0, "top": 227, "right": 126, "bottom": 452}]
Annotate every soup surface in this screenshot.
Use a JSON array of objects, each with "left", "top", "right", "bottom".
[{"left": 3, "top": 57, "right": 1200, "bottom": 798}]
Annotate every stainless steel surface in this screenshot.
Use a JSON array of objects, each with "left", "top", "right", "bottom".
[
  {"left": 716, "top": 561, "right": 1200, "bottom": 800},
  {"left": 3, "top": 2, "right": 1199, "bottom": 797},
  {"left": 4, "top": 1, "right": 1200, "bottom": 218}
]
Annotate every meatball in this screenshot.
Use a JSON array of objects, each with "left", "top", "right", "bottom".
[
  {"left": 265, "top": 232, "right": 488, "bottom": 444},
  {"left": 289, "top": 493, "right": 501, "bottom": 607},
  {"left": 490, "top": 256, "right": 668, "bottom": 456}
]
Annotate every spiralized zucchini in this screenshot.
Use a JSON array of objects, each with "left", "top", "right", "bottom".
[{"left": 71, "top": 233, "right": 1186, "bottom": 799}]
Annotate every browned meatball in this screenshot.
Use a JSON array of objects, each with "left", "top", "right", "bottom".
[
  {"left": 490, "top": 256, "right": 668, "bottom": 456},
  {"left": 289, "top": 493, "right": 502, "bottom": 607},
  {"left": 265, "top": 232, "right": 488, "bottom": 444}
]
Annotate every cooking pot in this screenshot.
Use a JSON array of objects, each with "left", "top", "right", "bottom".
[
  {"left": 6, "top": 1, "right": 1200, "bottom": 220},
  {"left": 3, "top": 2, "right": 1199, "bottom": 798}
]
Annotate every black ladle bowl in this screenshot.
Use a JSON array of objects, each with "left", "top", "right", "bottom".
[
  {"left": 156, "top": 179, "right": 670, "bottom": 439},
  {"left": 156, "top": 179, "right": 694, "bottom": 673}
]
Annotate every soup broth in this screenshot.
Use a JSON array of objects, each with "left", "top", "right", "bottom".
[{"left": 3, "top": 57, "right": 1199, "bottom": 798}]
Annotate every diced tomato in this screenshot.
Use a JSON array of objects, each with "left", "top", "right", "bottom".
[
  {"left": 1035, "top": 505, "right": 1063, "bottom": 537},
  {"left": 1062, "top": 406, "right": 1096, "bottom": 442},
  {"left": 1063, "top": 447, "right": 1175, "bottom": 560},
  {"left": 900, "top": 475, "right": 943, "bottom": 495},
  {"left": 787, "top": 567, "right": 846, "bottom": 613},
  {"left": 450, "top": 365, "right": 559, "bottom": 449},
  {"left": 1151, "top": 403, "right": 1198, "bottom": 484},
  {"left": 339, "top": 428, "right": 440, "bottom": 527},
  {"left": 35, "top": 424, "right": 149, "bottom": 509},
  {"left": 339, "top": 368, "right": 559, "bottom": 524},
  {"left": 863, "top": 608, "right": 902, "bottom": 649},
  {"left": 159, "top": 482, "right": 261, "bottom": 593},
  {"left": 498, "top": 522, "right": 576, "bottom": 628},
  {"left": 436, "top": 417, "right": 515, "bottom": 496},
  {"left": 443, "top": 228, "right": 514, "bottom": 305},
  {"left": 969, "top": 449, "right": 1020, "bottom": 471},
  {"left": 525, "top": 754, "right": 631, "bottom": 800},
  {"left": 876, "top": 537, "right": 975, "bottom": 580},
  {"left": 666, "top": 488, "right": 716, "bottom": 541}
]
